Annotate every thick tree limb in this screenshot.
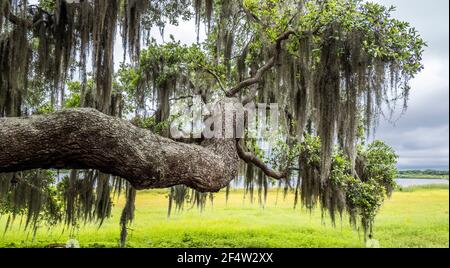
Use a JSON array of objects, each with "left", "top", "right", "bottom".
[
  {"left": 225, "top": 30, "right": 296, "bottom": 97},
  {"left": 0, "top": 109, "right": 239, "bottom": 192}
]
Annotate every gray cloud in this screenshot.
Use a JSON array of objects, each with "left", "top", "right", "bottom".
[{"left": 365, "top": 0, "right": 449, "bottom": 170}]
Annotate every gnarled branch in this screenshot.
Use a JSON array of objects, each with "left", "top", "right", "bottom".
[
  {"left": 0, "top": 109, "right": 240, "bottom": 192},
  {"left": 225, "top": 30, "right": 296, "bottom": 97}
]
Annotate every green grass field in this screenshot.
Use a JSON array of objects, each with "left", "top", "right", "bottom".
[{"left": 1, "top": 185, "right": 448, "bottom": 248}]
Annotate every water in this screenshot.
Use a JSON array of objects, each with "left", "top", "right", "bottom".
[
  {"left": 230, "top": 177, "right": 449, "bottom": 189},
  {"left": 395, "top": 178, "right": 449, "bottom": 187}
]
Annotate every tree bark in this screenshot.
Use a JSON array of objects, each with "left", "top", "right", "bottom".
[{"left": 0, "top": 108, "right": 239, "bottom": 192}]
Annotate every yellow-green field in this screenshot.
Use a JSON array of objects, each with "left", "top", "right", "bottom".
[{"left": 0, "top": 186, "right": 448, "bottom": 248}]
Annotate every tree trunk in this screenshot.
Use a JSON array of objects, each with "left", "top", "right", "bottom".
[{"left": 0, "top": 108, "right": 239, "bottom": 192}]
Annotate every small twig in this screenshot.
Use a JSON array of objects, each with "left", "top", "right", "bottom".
[{"left": 200, "top": 65, "right": 227, "bottom": 94}]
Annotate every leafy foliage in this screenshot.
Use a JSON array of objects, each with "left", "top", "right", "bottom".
[{"left": 298, "top": 136, "right": 398, "bottom": 238}]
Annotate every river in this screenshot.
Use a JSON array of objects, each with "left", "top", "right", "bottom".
[{"left": 395, "top": 178, "right": 449, "bottom": 187}]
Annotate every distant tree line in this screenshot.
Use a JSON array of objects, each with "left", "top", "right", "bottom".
[{"left": 398, "top": 170, "right": 449, "bottom": 178}]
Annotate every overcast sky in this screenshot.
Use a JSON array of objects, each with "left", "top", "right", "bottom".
[
  {"left": 371, "top": 0, "right": 449, "bottom": 170},
  {"left": 113, "top": 0, "right": 449, "bottom": 170}
]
